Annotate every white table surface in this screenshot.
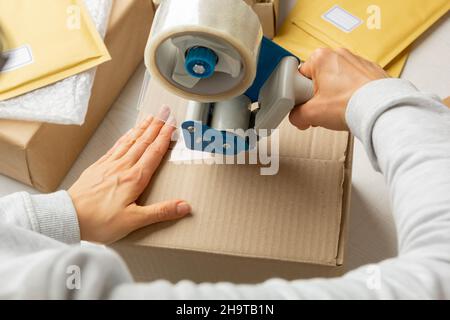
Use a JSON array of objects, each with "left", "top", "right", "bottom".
[{"left": 0, "top": 1, "right": 448, "bottom": 274}]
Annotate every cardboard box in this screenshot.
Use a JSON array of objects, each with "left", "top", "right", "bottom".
[
  {"left": 152, "top": 0, "right": 279, "bottom": 39},
  {"left": 251, "top": 0, "right": 280, "bottom": 39},
  {"left": 0, "top": 0, "right": 155, "bottom": 192},
  {"left": 112, "top": 79, "right": 353, "bottom": 283}
]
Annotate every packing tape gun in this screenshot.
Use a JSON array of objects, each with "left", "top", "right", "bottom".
[{"left": 145, "top": 0, "right": 314, "bottom": 155}]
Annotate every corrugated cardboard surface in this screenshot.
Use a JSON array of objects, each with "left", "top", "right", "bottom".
[
  {"left": 0, "top": 0, "right": 155, "bottom": 192},
  {"left": 112, "top": 79, "right": 353, "bottom": 282},
  {"left": 116, "top": 246, "right": 348, "bottom": 283}
]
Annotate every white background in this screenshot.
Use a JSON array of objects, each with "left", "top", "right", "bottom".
[{"left": 0, "top": 1, "right": 448, "bottom": 274}]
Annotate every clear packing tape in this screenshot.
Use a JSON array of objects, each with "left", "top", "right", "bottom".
[
  {"left": 0, "top": 0, "right": 110, "bottom": 101},
  {"left": 275, "top": 0, "right": 450, "bottom": 78},
  {"left": 137, "top": 73, "right": 217, "bottom": 163},
  {"left": 145, "top": 0, "right": 262, "bottom": 103}
]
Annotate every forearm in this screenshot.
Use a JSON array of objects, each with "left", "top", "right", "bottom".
[
  {"left": 344, "top": 79, "right": 450, "bottom": 298},
  {"left": 0, "top": 191, "right": 80, "bottom": 244},
  {"left": 348, "top": 79, "right": 450, "bottom": 256}
]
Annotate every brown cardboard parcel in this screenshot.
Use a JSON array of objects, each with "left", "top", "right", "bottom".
[
  {"left": 112, "top": 79, "right": 353, "bottom": 283},
  {"left": 0, "top": 0, "right": 155, "bottom": 192},
  {"left": 251, "top": 0, "right": 280, "bottom": 39}
]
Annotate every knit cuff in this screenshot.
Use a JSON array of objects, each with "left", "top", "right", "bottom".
[{"left": 22, "top": 191, "right": 81, "bottom": 244}]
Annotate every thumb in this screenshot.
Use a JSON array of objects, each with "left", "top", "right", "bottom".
[
  {"left": 289, "top": 99, "right": 321, "bottom": 130},
  {"left": 129, "top": 200, "right": 192, "bottom": 228},
  {"left": 299, "top": 59, "right": 313, "bottom": 79}
]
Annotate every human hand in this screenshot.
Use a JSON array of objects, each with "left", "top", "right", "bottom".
[
  {"left": 68, "top": 107, "right": 191, "bottom": 244},
  {"left": 289, "top": 48, "right": 389, "bottom": 131}
]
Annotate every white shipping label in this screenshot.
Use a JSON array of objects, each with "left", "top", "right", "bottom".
[
  {"left": 322, "top": 5, "right": 362, "bottom": 33},
  {"left": 1, "top": 44, "right": 34, "bottom": 73}
]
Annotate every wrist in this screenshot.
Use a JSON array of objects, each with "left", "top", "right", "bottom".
[{"left": 25, "top": 191, "right": 81, "bottom": 244}]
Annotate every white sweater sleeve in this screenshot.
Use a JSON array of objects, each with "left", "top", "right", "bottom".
[
  {"left": 0, "top": 191, "right": 80, "bottom": 244},
  {"left": 108, "top": 79, "right": 450, "bottom": 299}
]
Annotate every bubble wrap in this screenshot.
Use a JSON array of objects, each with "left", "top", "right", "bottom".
[{"left": 0, "top": 0, "right": 113, "bottom": 125}]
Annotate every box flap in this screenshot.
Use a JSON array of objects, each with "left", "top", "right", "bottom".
[
  {"left": 0, "top": 120, "right": 40, "bottom": 186},
  {"left": 0, "top": 120, "right": 41, "bottom": 148},
  {"left": 121, "top": 79, "right": 351, "bottom": 266},
  {"left": 127, "top": 157, "right": 345, "bottom": 265},
  {"left": 277, "top": 119, "right": 349, "bottom": 160},
  {"left": 252, "top": 3, "right": 276, "bottom": 39}
]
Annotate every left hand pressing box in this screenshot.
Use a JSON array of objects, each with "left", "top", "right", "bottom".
[{"left": 0, "top": 0, "right": 110, "bottom": 101}]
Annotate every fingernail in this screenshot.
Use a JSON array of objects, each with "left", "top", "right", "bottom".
[
  {"left": 177, "top": 201, "right": 191, "bottom": 215},
  {"left": 166, "top": 114, "right": 177, "bottom": 127},
  {"left": 157, "top": 105, "right": 171, "bottom": 122},
  {"left": 171, "top": 128, "right": 179, "bottom": 141}
]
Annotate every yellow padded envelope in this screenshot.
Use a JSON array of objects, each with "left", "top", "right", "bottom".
[
  {"left": 276, "top": 0, "right": 449, "bottom": 78},
  {"left": 275, "top": 12, "right": 408, "bottom": 78},
  {"left": 0, "top": 0, "right": 111, "bottom": 101}
]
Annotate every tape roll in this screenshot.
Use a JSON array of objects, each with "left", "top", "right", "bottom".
[{"left": 145, "top": 0, "right": 263, "bottom": 102}]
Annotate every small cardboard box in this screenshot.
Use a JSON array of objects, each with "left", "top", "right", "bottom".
[
  {"left": 152, "top": 0, "right": 279, "bottom": 39},
  {"left": 112, "top": 79, "right": 354, "bottom": 283},
  {"left": 251, "top": 0, "right": 280, "bottom": 39},
  {"left": 0, "top": 0, "right": 155, "bottom": 192}
]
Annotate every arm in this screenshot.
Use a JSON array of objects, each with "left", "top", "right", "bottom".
[
  {"left": 0, "top": 191, "right": 80, "bottom": 244},
  {"left": 0, "top": 110, "right": 193, "bottom": 299},
  {"left": 4, "top": 50, "right": 449, "bottom": 299},
  {"left": 107, "top": 50, "right": 450, "bottom": 299}
]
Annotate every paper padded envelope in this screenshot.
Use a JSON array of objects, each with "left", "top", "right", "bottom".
[
  {"left": 287, "top": 0, "right": 449, "bottom": 69},
  {"left": 0, "top": 0, "right": 110, "bottom": 100},
  {"left": 274, "top": 13, "right": 408, "bottom": 78}
]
